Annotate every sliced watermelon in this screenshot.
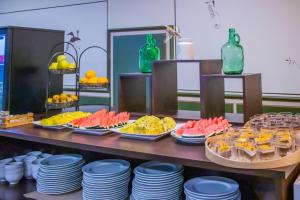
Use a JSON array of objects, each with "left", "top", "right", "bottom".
[
  {"left": 69, "top": 109, "right": 130, "bottom": 129},
  {"left": 176, "top": 117, "right": 231, "bottom": 138}
]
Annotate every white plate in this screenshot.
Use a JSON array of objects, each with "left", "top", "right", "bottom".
[
  {"left": 175, "top": 125, "right": 230, "bottom": 139},
  {"left": 111, "top": 123, "right": 183, "bottom": 137},
  {"left": 32, "top": 121, "right": 67, "bottom": 130}
]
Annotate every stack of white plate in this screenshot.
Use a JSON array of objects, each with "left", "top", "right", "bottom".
[
  {"left": 131, "top": 161, "right": 184, "bottom": 200},
  {"left": 37, "top": 154, "right": 84, "bottom": 194},
  {"left": 82, "top": 159, "right": 131, "bottom": 200},
  {"left": 184, "top": 176, "right": 241, "bottom": 200}
]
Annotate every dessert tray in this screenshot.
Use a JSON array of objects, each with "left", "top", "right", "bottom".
[
  {"left": 205, "top": 113, "right": 300, "bottom": 169},
  {"left": 1, "top": 113, "right": 34, "bottom": 129}
]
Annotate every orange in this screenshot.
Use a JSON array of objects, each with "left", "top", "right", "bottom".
[
  {"left": 87, "top": 77, "right": 98, "bottom": 84},
  {"left": 80, "top": 77, "right": 88, "bottom": 84},
  {"left": 85, "top": 70, "right": 96, "bottom": 79},
  {"left": 97, "top": 77, "right": 109, "bottom": 84}
]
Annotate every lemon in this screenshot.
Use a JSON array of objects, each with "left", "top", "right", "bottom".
[
  {"left": 97, "top": 77, "right": 109, "bottom": 84},
  {"left": 57, "top": 55, "right": 66, "bottom": 63},
  {"left": 58, "top": 60, "right": 69, "bottom": 69},
  {"left": 80, "top": 77, "right": 89, "bottom": 84},
  {"left": 85, "top": 70, "right": 96, "bottom": 79},
  {"left": 59, "top": 93, "right": 68, "bottom": 101},
  {"left": 67, "top": 97, "right": 73, "bottom": 102},
  {"left": 47, "top": 98, "right": 53, "bottom": 104},
  {"left": 71, "top": 95, "right": 78, "bottom": 101},
  {"left": 69, "top": 63, "right": 76, "bottom": 69},
  {"left": 88, "top": 77, "right": 98, "bottom": 84},
  {"left": 49, "top": 62, "right": 58, "bottom": 70},
  {"left": 53, "top": 95, "right": 60, "bottom": 101}
]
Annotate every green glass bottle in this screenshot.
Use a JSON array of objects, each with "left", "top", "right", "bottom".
[
  {"left": 221, "top": 28, "right": 244, "bottom": 74},
  {"left": 139, "top": 34, "right": 160, "bottom": 73}
]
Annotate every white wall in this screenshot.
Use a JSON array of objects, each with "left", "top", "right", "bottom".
[
  {"left": 108, "top": 0, "right": 174, "bottom": 28},
  {"left": 176, "top": 0, "right": 300, "bottom": 94},
  {"left": 0, "top": 0, "right": 97, "bottom": 13},
  {"left": 0, "top": 0, "right": 108, "bottom": 87},
  {"left": 1, "top": 0, "right": 300, "bottom": 95}
]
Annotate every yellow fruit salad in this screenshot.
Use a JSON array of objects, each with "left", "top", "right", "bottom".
[
  {"left": 41, "top": 111, "right": 90, "bottom": 126},
  {"left": 120, "top": 116, "right": 176, "bottom": 135}
]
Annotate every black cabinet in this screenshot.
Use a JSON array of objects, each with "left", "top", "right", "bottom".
[{"left": 0, "top": 26, "right": 64, "bottom": 114}]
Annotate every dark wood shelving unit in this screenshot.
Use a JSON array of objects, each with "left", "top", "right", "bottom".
[
  {"left": 118, "top": 73, "right": 152, "bottom": 114},
  {"left": 151, "top": 59, "right": 222, "bottom": 119},
  {"left": 117, "top": 60, "right": 262, "bottom": 123},
  {"left": 201, "top": 73, "right": 262, "bottom": 123}
]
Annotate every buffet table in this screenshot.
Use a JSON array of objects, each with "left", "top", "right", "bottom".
[{"left": 0, "top": 125, "right": 299, "bottom": 200}]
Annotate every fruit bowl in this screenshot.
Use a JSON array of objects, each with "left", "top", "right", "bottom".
[
  {"left": 49, "top": 68, "right": 77, "bottom": 75},
  {"left": 47, "top": 100, "right": 79, "bottom": 110}
]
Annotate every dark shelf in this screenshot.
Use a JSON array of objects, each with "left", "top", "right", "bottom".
[
  {"left": 152, "top": 60, "right": 223, "bottom": 117},
  {"left": 0, "top": 178, "right": 36, "bottom": 200},
  {"left": 49, "top": 68, "right": 77, "bottom": 75},
  {"left": 119, "top": 72, "right": 152, "bottom": 77},
  {"left": 79, "top": 83, "right": 109, "bottom": 90},
  {"left": 46, "top": 101, "right": 79, "bottom": 110},
  {"left": 153, "top": 59, "right": 203, "bottom": 63},
  {"left": 201, "top": 73, "right": 260, "bottom": 78},
  {"left": 118, "top": 73, "right": 152, "bottom": 114},
  {"left": 200, "top": 73, "right": 262, "bottom": 122}
]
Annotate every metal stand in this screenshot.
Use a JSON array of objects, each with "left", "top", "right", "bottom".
[
  {"left": 45, "top": 42, "right": 79, "bottom": 117},
  {"left": 78, "top": 45, "right": 111, "bottom": 110}
]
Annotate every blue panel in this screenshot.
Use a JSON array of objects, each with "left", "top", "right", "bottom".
[
  {"left": 112, "top": 33, "right": 166, "bottom": 109},
  {"left": 0, "top": 34, "right": 6, "bottom": 110}
]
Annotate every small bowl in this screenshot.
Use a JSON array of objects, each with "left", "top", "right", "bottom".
[
  {"left": 5, "top": 162, "right": 24, "bottom": 185},
  {"left": 0, "top": 158, "right": 13, "bottom": 182},
  {"left": 32, "top": 158, "right": 44, "bottom": 180},
  {"left": 0, "top": 158, "right": 13, "bottom": 165},
  {"left": 24, "top": 156, "right": 37, "bottom": 179},
  {"left": 24, "top": 156, "right": 37, "bottom": 164},
  {"left": 5, "top": 162, "right": 23, "bottom": 170},
  {"left": 27, "top": 151, "right": 42, "bottom": 157},
  {"left": 14, "top": 155, "right": 27, "bottom": 162},
  {"left": 4, "top": 169, "right": 23, "bottom": 185}
]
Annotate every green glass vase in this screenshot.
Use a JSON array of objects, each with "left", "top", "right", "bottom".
[
  {"left": 221, "top": 28, "right": 244, "bottom": 74},
  {"left": 139, "top": 34, "right": 160, "bottom": 73}
]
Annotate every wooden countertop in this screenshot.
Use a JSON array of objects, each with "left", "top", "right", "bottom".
[{"left": 0, "top": 124, "right": 298, "bottom": 180}]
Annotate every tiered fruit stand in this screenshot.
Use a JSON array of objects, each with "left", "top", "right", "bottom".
[
  {"left": 45, "top": 42, "right": 79, "bottom": 116},
  {"left": 78, "top": 45, "right": 111, "bottom": 110}
]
